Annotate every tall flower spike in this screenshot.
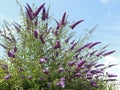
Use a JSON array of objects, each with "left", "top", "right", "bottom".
[
  {"left": 14, "top": 46, "right": 17, "bottom": 52},
  {"left": 103, "top": 50, "right": 116, "bottom": 57},
  {"left": 70, "top": 42, "right": 77, "bottom": 50},
  {"left": 54, "top": 40, "right": 61, "bottom": 49},
  {"left": 33, "top": 30, "right": 38, "bottom": 39},
  {"left": 25, "top": 6, "right": 34, "bottom": 20},
  {"left": 77, "top": 42, "right": 92, "bottom": 52},
  {"left": 40, "top": 33, "right": 45, "bottom": 43},
  {"left": 42, "top": 7, "right": 46, "bottom": 21},
  {"left": 88, "top": 42, "right": 101, "bottom": 49},
  {"left": 57, "top": 77, "right": 65, "bottom": 88},
  {"left": 8, "top": 51, "right": 15, "bottom": 58},
  {"left": 34, "top": 3, "right": 45, "bottom": 18},
  {"left": 70, "top": 20, "right": 84, "bottom": 29},
  {"left": 76, "top": 60, "right": 86, "bottom": 68},
  {"left": 61, "top": 12, "right": 66, "bottom": 25},
  {"left": 55, "top": 19, "right": 60, "bottom": 30},
  {"left": 26, "top": 3, "right": 33, "bottom": 13}
]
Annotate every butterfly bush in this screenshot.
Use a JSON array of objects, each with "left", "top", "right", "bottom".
[{"left": 0, "top": 2, "right": 118, "bottom": 90}]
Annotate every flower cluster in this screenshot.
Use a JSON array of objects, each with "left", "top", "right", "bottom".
[{"left": 0, "top": 2, "right": 118, "bottom": 90}]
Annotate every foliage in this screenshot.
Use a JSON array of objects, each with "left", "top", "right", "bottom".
[{"left": 0, "top": 2, "right": 118, "bottom": 90}]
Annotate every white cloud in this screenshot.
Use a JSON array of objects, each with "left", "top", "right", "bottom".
[{"left": 103, "top": 56, "right": 118, "bottom": 65}]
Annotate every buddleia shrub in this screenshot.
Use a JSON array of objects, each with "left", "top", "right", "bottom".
[{"left": 0, "top": 1, "right": 118, "bottom": 90}]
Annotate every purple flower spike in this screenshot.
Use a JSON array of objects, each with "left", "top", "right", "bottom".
[
  {"left": 14, "top": 46, "right": 17, "bottom": 52},
  {"left": 90, "top": 70, "right": 103, "bottom": 74},
  {"left": 58, "top": 67, "right": 64, "bottom": 72},
  {"left": 40, "top": 33, "right": 45, "bottom": 43},
  {"left": 8, "top": 51, "right": 15, "bottom": 58},
  {"left": 43, "top": 69, "right": 49, "bottom": 75},
  {"left": 59, "top": 77, "right": 65, "bottom": 88},
  {"left": 25, "top": 6, "right": 34, "bottom": 20},
  {"left": 26, "top": 3, "right": 33, "bottom": 13},
  {"left": 61, "top": 12, "right": 66, "bottom": 25},
  {"left": 90, "top": 81, "right": 98, "bottom": 88},
  {"left": 103, "top": 50, "right": 116, "bottom": 57},
  {"left": 96, "top": 50, "right": 106, "bottom": 57},
  {"left": 55, "top": 19, "right": 60, "bottom": 30},
  {"left": 77, "top": 42, "right": 92, "bottom": 52},
  {"left": 76, "top": 60, "right": 86, "bottom": 68},
  {"left": 75, "top": 73, "right": 82, "bottom": 77},
  {"left": 88, "top": 42, "right": 101, "bottom": 49},
  {"left": 70, "top": 42, "right": 77, "bottom": 50},
  {"left": 34, "top": 30, "right": 38, "bottom": 39},
  {"left": 34, "top": 3, "right": 45, "bottom": 18},
  {"left": 89, "top": 50, "right": 97, "bottom": 56},
  {"left": 39, "top": 58, "right": 46, "bottom": 63},
  {"left": 108, "top": 74, "right": 117, "bottom": 77},
  {"left": 42, "top": 7, "right": 46, "bottom": 21},
  {"left": 4, "top": 75, "right": 11, "bottom": 80},
  {"left": 70, "top": 20, "right": 84, "bottom": 29},
  {"left": 54, "top": 40, "right": 61, "bottom": 49},
  {"left": 68, "top": 61, "right": 75, "bottom": 66},
  {"left": 95, "top": 64, "right": 105, "bottom": 68}
]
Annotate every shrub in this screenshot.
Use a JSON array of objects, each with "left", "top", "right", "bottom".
[{"left": 0, "top": 2, "right": 118, "bottom": 90}]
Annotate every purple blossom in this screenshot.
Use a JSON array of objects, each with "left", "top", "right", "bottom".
[
  {"left": 34, "top": 3, "right": 45, "bottom": 18},
  {"left": 89, "top": 50, "right": 97, "bottom": 56},
  {"left": 14, "top": 46, "right": 17, "bottom": 52},
  {"left": 95, "top": 64, "right": 105, "bottom": 68},
  {"left": 33, "top": 30, "right": 38, "bottom": 39},
  {"left": 96, "top": 50, "right": 106, "bottom": 57},
  {"left": 54, "top": 40, "right": 61, "bottom": 49},
  {"left": 90, "top": 81, "right": 98, "bottom": 87},
  {"left": 4, "top": 75, "right": 11, "bottom": 80},
  {"left": 42, "top": 7, "right": 48, "bottom": 21},
  {"left": 108, "top": 74, "right": 117, "bottom": 77},
  {"left": 55, "top": 19, "right": 60, "bottom": 30},
  {"left": 76, "top": 60, "right": 86, "bottom": 68},
  {"left": 70, "top": 42, "right": 77, "bottom": 50},
  {"left": 40, "top": 33, "right": 45, "bottom": 43},
  {"left": 25, "top": 6, "right": 34, "bottom": 20},
  {"left": 26, "top": 3, "right": 33, "bottom": 13},
  {"left": 57, "top": 77, "right": 65, "bottom": 88},
  {"left": 87, "top": 42, "right": 101, "bottom": 49},
  {"left": 39, "top": 58, "right": 46, "bottom": 63},
  {"left": 77, "top": 42, "right": 92, "bottom": 52},
  {"left": 43, "top": 69, "right": 49, "bottom": 75},
  {"left": 61, "top": 12, "right": 67, "bottom": 25},
  {"left": 90, "top": 70, "right": 103, "bottom": 74},
  {"left": 65, "top": 36, "right": 72, "bottom": 43},
  {"left": 8, "top": 51, "right": 15, "bottom": 58},
  {"left": 103, "top": 50, "right": 116, "bottom": 57},
  {"left": 58, "top": 67, "right": 64, "bottom": 72},
  {"left": 70, "top": 20, "right": 84, "bottom": 29},
  {"left": 86, "top": 72, "right": 93, "bottom": 79},
  {"left": 74, "top": 73, "right": 82, "bottom": 77},
  {"left": 68, "top": 61, "right": 75, "bottom": 67}
]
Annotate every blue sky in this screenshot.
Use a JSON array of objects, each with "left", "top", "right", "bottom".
[{"left": 0, "top": 0, "right": 120, "bottom": 84}]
